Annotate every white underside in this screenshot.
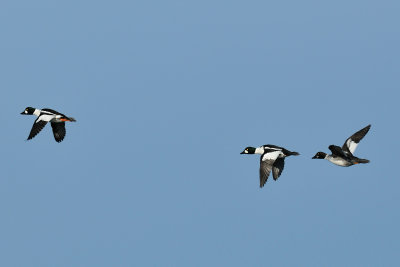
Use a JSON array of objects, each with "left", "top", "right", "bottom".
[{"left": 326, "top": 155, "right": 351, "bottom": 167}]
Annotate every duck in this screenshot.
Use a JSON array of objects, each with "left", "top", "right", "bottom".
[
  {"left": 240, "top": 144, "right": 299, "bottom": 188},
  {"left": 21, "top": 107, "right": 76, "bottom": 142},
  {"left": 312, "top": 124, "right": 371, "bottom": 166}
]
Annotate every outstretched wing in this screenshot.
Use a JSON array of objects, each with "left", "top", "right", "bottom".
[
  {"left": 259, "top": 151, "right": 281, "bottom": 188},
  {"left": 51, "top": 122, "right": 66, "bottom": 142},
  {"left": 272, "top": 158, "right": 285, "bottom": 181},
  {"left": 27, "top": 118, "right": 48, "bottom": 140},
  {"left": 342, "top": 125, "right": 371, "bottom": 155}
]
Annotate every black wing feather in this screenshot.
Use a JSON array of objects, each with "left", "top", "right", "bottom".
[
  {"left": 329, "top": 145, "right": 349, "bottom": 158},
  {"left": 27, "top": 119, "right": 48, "bottom": 140},
  {"left": 263, "top": 144, "right": 283, "bottom": 150},
  {"left": 51, "top": 122, "right": 66, "bottom": 142},
  {"left": 342, "top": 124, "right": 371, "bottom": 154},
  {"left": 272, "top": 158, "right": 285, "bottom": 181}
]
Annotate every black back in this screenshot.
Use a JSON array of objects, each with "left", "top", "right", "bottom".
[
  {"left": 329, "top": 145, "right": 350, "bottom": 159},
  {"left": 263, "top": 144, "right": 296, "bottom": 156},
  {"left": 42, "top": 108, "right": 66, "bottom": 117}
]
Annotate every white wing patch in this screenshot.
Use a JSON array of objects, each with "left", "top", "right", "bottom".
[
  {"left": 263, "top": 146, "right": 281, "bottom": 151},
  {"left": 37, "top": 114, "right": 56, "bottom": 122},
  {"left": 261, "top": 151, "right": 281, "bottom": 161},
  {"left": 346, "top": 139, "right": 358, "bottom": 154}
]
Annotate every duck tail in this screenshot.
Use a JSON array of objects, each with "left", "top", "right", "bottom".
[
  {"left": 59, "top": 117, "right": 76, "bottom": 122},
  {"left": 356, "top": 158, "right": 370, "bottom": 164}
]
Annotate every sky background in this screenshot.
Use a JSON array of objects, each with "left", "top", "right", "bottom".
[{"left": 0, "top": 0, "right": 399, "bottom": 266}]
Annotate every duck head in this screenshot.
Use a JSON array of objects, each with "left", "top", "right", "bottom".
[
  {"left": 312, "top": 152, "right": 327, "bottom": 159},
  {"left": 21, "top": 107, "right": 35, "bottom": 115},
  {"left": 240, "top": 147, "right": 256, "bottom": 154}
]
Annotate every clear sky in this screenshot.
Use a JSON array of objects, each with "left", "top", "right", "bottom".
[{"left": 0, "top": 0, "right": 399, "bottom": 266}]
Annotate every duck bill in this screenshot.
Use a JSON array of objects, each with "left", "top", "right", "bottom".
[
  {"left": 312, "top": 155, "right": 317, "bottom": 159},
  {"left": 240, "top": 151, "right": 247, "bottom": 154},
  {"left": 20, "top": 111, "right": 27, "bottom": 115}
]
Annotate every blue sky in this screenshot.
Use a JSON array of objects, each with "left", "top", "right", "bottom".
[{"left": 0, "top": 0, "right": 399, "bottom": 266}]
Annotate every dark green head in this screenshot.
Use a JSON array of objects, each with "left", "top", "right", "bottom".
[
  {"left": 240, "top": 147, "right": 256, "bottom": 154},
  {"left": 21, "top": 107, "right": 35, "bottom": 115},
  {"left": 312, "top": 152, "right": 327, "bottom": 159}
]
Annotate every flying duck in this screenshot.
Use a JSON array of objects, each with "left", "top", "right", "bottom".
[
  {"left": 312, "top": 124, "right": 371, "bottom": 166},
  {"left": 240, "top": 144, "right": 299, "bottom": 188},
  {"left": 21, "top": 107, "right": 76, "bottom": 142}
]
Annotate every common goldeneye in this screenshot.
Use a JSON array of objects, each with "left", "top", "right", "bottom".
[
  {"left": 312, "top": 124, "right": 371, "bottom": 166},
  {"left": 21, "top": 107, "right": 76, "bottom": 142},
  {"left": 241, "top": 144, "right": 299, "bottom": 188}
]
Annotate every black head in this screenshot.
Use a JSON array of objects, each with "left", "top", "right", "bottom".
[
  {"left": 312, "top": 152, "right": 327, "bottom": 159},
  {"left": 21, "top": 107, "right": 35, "bottom": 115},
  {"left": 240, "top": 147, "right": 256, "bottom": 154}
]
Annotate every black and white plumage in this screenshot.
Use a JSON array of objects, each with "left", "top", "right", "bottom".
[
  {"left": 240, "top": 144, "right": 299, "bottom": 188},
  {"left": 312, "top": 125, "right": 371, "bottom": 167},
  {"left": 21, "top": 107, "right": 76, "bottom": 143}
]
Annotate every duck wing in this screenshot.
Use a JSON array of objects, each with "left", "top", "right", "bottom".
[
  {"left": 342, "top": 125, "right": 371, "bottom": 155},
  {"left": 259, "top": 150, "right": 281, "bottom": 188},
  {"left": 272, "top": 158, "right": 285, "bottom": 181},
  {"left": 27, "top": 118, "right": 48, "bottom": 140},
  {"left": 51, "top": 122, "right": 66, "bottom": 143}
]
